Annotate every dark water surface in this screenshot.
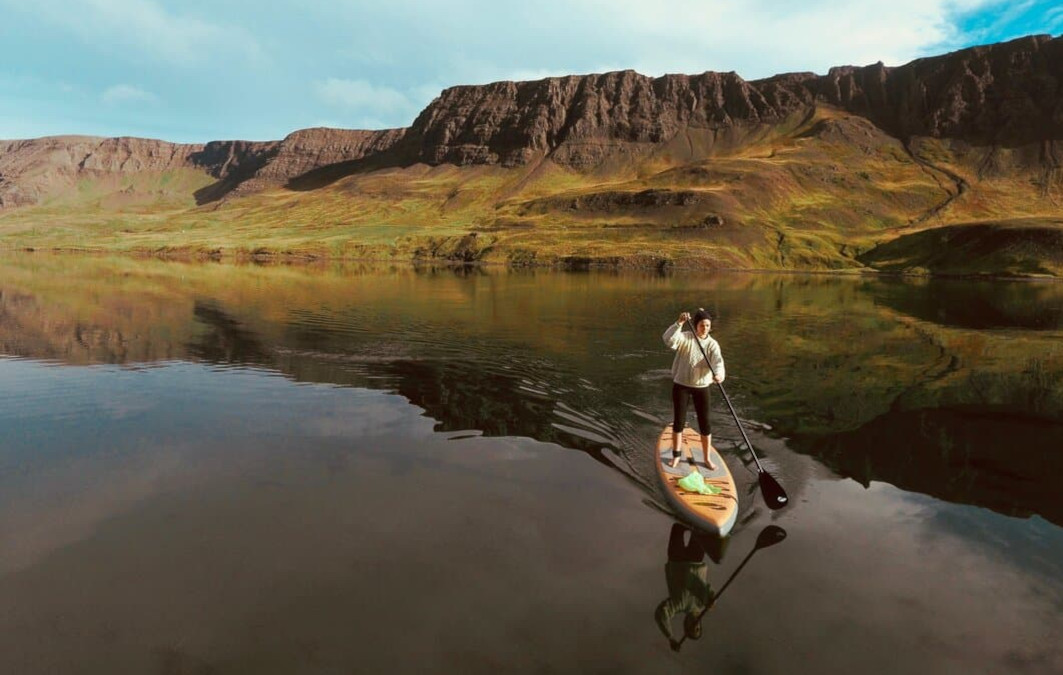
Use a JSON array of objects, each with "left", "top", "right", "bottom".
[{"left": 1, "top": 255, "right": 1061, "bottom": 674}]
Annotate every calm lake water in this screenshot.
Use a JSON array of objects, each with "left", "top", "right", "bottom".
[{"left": 1, "top": 254, "right": 1061, "bottom": 674}]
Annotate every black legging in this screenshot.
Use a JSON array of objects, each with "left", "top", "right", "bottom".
[{"left": 672, "top": 382, "right": 711, "bottom": 436}]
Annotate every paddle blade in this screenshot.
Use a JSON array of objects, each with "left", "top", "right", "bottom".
[
  {"left": 754, "top": 525, "right": 788, "bottom": 550},
  {"left": 758, "top": 470, "right": 789, "bottom": 510}
]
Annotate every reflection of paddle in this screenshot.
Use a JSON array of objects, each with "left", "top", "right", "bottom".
[
  {"left": 710, "top": 525, "right": 787, "bottom": 604},
  {"left": 685, "top": 316, "right": 789, "bottom": 510},
  {"left": 676, "top": 525, "right": 788, "bottom": 648}
]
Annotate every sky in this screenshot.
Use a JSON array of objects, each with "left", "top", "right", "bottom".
[{"left": 1, "top": 0, "right": 1061, "bottom": 144}]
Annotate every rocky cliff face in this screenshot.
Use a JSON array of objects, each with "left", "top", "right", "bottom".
[
  {"left": 1, "top": 33, "right": 1060, "bottom": 210},
  {"left": 0, "top": 126, "right": 408, "bottom": 207},
  {"left": 406, "top": 34, "right": 1063, "bottom": 169},
  {"left": 808, "top": 34, "right": 1063, "bottom": 144},
  {"left": 0, "top": 135, "right": 277, "bottom": 208},
  {"left": 402, "top": 70, "right": 814, "bottom": 168},
  {"left": 222, "top": 127, "right": 407, "bottom": 197},
  {"left": 0, "top": 136, "right": 202, "bottom": 208}
]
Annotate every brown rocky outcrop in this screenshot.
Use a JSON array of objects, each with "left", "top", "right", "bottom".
[
  {"left": 807, "top": 34, "right": 1063, "bottom": 144},
  {"left": 0, "top": 135, "right": 277, "bottom": 208},
  {"left": 0, "top": 127, "right": 408, "bottom": 207},
  {"left": 521, "top": 188, "right": 706, "bottom": 214},
  {"left": 404, "top": 70, "right": 814, "bottom": 168},
  {"left": 223, "top": 127, "right": 407, "bottom": 196},
  {"left": 0, "top": 135, "right": 198, "bottom": 207}
]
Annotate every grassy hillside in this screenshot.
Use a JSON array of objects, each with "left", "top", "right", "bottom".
[{"left": 1, "top": 108, "right": 1060, "bottom": 275}]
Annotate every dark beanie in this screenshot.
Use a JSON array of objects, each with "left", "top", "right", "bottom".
[{"left": 693, "top": 309, "right": 712, "bottom": 326}]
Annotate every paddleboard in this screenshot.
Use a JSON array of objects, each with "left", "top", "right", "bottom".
[{"left": 655, "top": 425, "right": 738, "bottom": 537}]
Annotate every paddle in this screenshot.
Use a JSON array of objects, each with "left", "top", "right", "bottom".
[
  {"left": 684, "top": 315, "right": 789, "bottom": 510},
  {"left": 673, "top": 525, "right": 787, "bottom": 649},
  {"left": 711, "top": 525, "right": 787, "bottom": 601}
]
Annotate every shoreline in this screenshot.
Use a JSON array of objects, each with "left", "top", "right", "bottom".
[{"left": 1, "top": 244, "right": 1059, "bottom": 282}]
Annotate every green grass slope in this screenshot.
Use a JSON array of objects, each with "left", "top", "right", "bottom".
[{"left": 1, "top": 108, "right": 1060, "bottom": 275}]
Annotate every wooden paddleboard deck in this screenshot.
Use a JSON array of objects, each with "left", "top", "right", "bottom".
[{"left": 655, "top": 425, "right": 738, "bottom": 537}]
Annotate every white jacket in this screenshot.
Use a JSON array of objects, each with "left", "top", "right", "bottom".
[{"left": 663, "top": 323, "right": 725, "bottom": 388}]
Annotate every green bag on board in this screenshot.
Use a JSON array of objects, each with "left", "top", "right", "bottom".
[{"left": 677, "top": 470, "right": 722, "bottom": 495}]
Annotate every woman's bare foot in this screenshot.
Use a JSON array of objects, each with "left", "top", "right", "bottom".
[
  {"left": 669, "top": 447, "right": 683, "bottom": 468},
  {"left": 705, "top": 447, "right": 718, "bottom": 471}
]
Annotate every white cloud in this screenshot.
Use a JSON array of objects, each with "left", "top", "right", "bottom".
[
  {"left": 316, "top": 78, "right": 413, "bottom": 114},
  {"left": 959, "top": 0, "right": 1041, "bottom": 43},
  {"left": 346, "top": 0, "right": 1002, "bottom": 83},
  {"left": 101, "top": 84, "right": 158, "bottom": 105},
  {"left": 14, "top": 0, "right": 264, "bottom": 66},
  {"left": 409, "top": 82, "right": 447, "bottom": 105},
  {"left": 309, "top": 119, "right": 346, "bottom": 130},
  {"left": 1045, "top": 6, "right": 1063, "bottom": 30},
  {"left": 483, "top": 68, "right": 595, "bottom": 83},
  {"left": 552, "top": 0, "right": 1002, "bottom": 76},
  {"left": 313, "top": 78, "right": 440, "bottom": 129}
]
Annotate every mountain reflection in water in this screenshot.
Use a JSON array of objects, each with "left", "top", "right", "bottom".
[{"left": 1, "top": 255, "right": 1061, "bottom": 524}]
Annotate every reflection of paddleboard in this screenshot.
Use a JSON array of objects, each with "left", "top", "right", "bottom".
[{"left": 655, "top": 425, "right": 738, "bottom": 537}]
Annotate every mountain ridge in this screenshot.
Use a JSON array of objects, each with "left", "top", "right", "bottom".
[{"left": 1, "top": 34, "right": 1061, "bottom": 276}]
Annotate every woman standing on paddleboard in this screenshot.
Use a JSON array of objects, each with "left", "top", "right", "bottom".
[{"left": 662, "top": 309, "right": 725, "bottom": 470}]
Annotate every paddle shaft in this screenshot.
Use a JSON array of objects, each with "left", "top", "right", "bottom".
[
  {"left": 709, "top": 540, "right": 758, "bottom": 611},
  {"left": 714, "top": 381, "right": 766, "bottom": 473}
]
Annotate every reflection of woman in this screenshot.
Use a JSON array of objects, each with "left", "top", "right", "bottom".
[
  {"left": 655, "top": 524, "right": 716, "bottom": 651},
  {"left": 662, "top": 309, "right": 725, "bottom": 469}
]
